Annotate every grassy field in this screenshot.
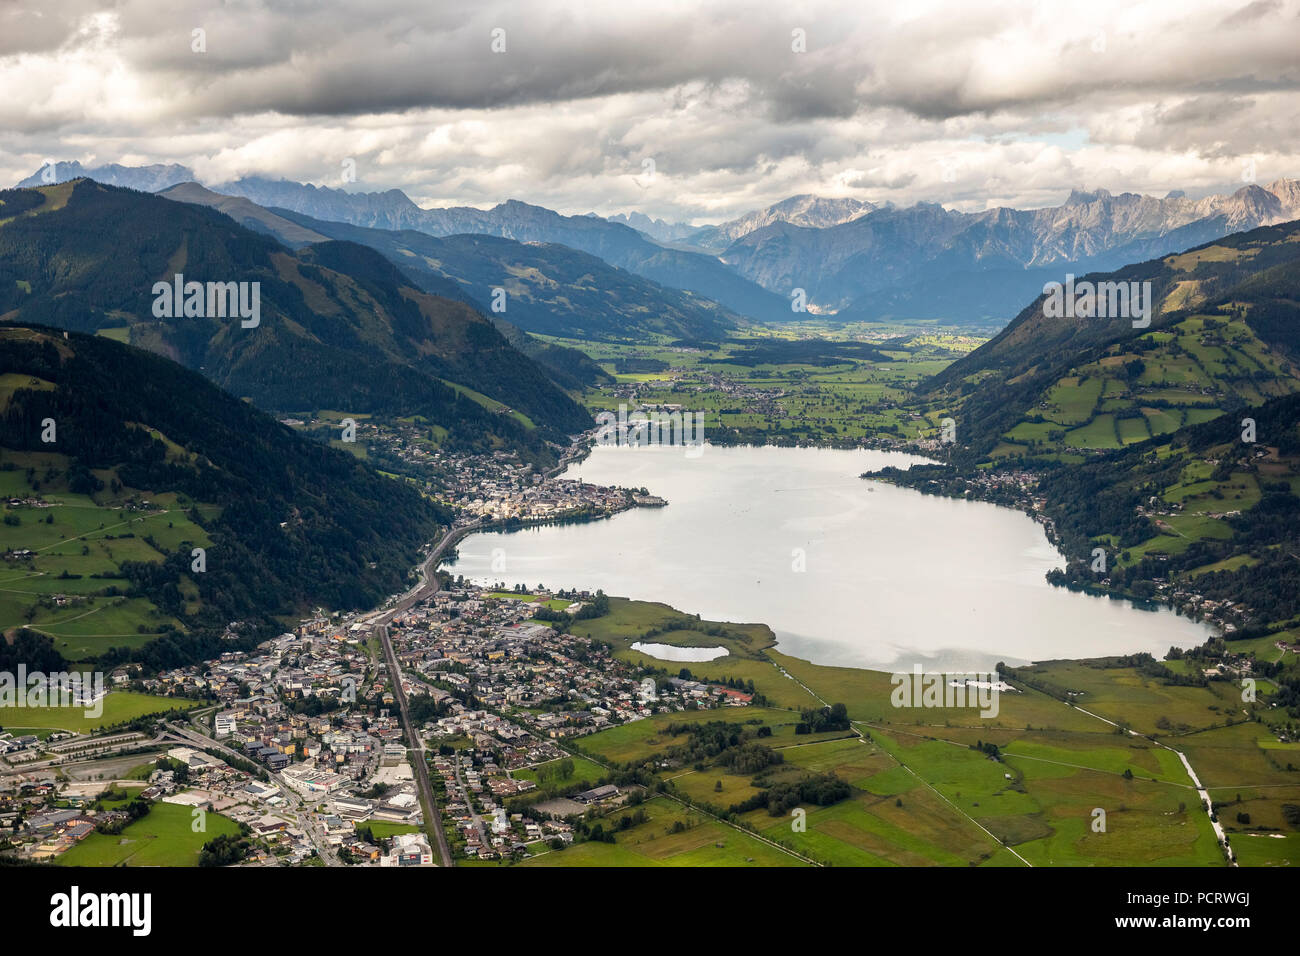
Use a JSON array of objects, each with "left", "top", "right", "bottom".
[
  {"left": 1, "top": 457, "right": 209, "bottom": 659},
  {"left": 0, "top": 690, "right": 195, "bottom": 734},
  {"left": 57, "top": 801, "right": 240, "bottom": 866},
  {"left": 512, "top": 755, "right": 608, "bottom": 786},
  {"left": 528, "top": 598, "right": 1293, "bottom": 867},
  {"left": 987, "top": 315, "right": 1297, "bottom": 459},
  {"left": 356, "top": 820, "right": 423, "bottom": 840},
  {"left": 517, "top": 796, "right": 810, "bottom": 867},
  {"left": 483, "top": 591, "right": 572, "bottom": 612},
  {"left": 1007, "top": 659, "right": 1245, "bottom": 736},
  {"left": 647, "top": 722, "right": 1223, "bottom": 867},
  {"left": 542, "top": 328, "right": 979, "bottom": 446},
  {"left": 565, "top": 597, "right": 821, "bottom": 711},
  {"left": 577, "top": 706, "right": 818, "bottom": 765}
]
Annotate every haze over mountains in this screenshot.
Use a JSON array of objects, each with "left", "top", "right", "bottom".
[
  {"left": 602, "top": 211, "right": 699, "bottom": 244},
  {"left": 155, "top": 183, "right": 742, "bottom": 344},
  {"left": 604, "top": 195, "right": 876, "bottom": 249},
  {"left": 209, "top": 179, "right": 793, "bottom": 323},
  {"left": 16, "top": 160, "right": 1300, "bottom": 326}
]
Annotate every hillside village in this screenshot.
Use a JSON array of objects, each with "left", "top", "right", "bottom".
[{"left": 318, "top": 416, "right": 658, "bottom": 523}]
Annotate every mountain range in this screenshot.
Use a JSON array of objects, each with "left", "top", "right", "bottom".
[
  {"left": 202, "top": 179, "right": 793, "bottom": 323},
  {"left": 16, "top": 161, "right": 1300, "bottom": 326},
  {"left": 685, "top": 194, "right": 876, "bottom": 251},
  {"left": 8, "top": 165, "right": 1300, "bottom": 673},
  {"left": 602, "top": 195, "right": 876, "bottom": 249},
  {"left": 157, "top": 183, "right": 740, "bottom": 343},
  {"left": 724, "top": 182, "right": 1300, "bottom": 321},
  {"left": 926, "top": 216, "right": 1300, "bottom": 458},
  {"left": 17, "top": 160, "right": 195, "bottom": 194},
  {"left": 601, "top": 210, "right": 700, "bottom": 243},
  {"left": 0, "top": 180, "right": 590, "bottom": 463}
]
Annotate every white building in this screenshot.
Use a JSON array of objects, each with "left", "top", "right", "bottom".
[{"left": 380, "top": 832, "right": 434, "bottom": 866}]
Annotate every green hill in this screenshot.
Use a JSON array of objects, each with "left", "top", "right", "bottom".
[
  {"left": 241, "top": 203, "right": 742, "bottom": 342},
  {"left": 0, "top": 180, "right": 591, "bottom": 463},
  {"left": 880, "top": 220, "right": 1300, "bottom": 641},
  {"left": 1036, "top": 389, "right": 1300, "bottom": 635},
  {"left": 0, "top": 325, "right": 447, "bottom": 670},
  {"left": 926, "top": 219, "right": 1300, "bottom": 460}
]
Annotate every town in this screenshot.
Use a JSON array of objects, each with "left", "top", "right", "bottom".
[{"left": 0, "top": 563, "right": 754, "bottom": 865}]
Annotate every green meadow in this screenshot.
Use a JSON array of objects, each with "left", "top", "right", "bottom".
[
  {"left": 57, "top": 801, "right": 240, "bottom": 867},
  {"left": 1, "top": 456, "right": 209, "bottom": 660},
  {"left": 517, "top": 796, "right": 809, "bottom": 867},
  {"left": 512, "top": 755, "right": 609, "bottom": 786},
  {"left": 527, "top": 598, "right": 1295, "bottom": 867},
  {"left": 0, "top": 690, "right": 195, "bottom": 734}
]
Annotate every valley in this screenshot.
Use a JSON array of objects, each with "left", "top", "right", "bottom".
[
  {"left": 9, "top": 5, "right": 1300, "bottom": 943},
  {"left": 4, "top": 166, "right": 1300, "bottom": 877}
]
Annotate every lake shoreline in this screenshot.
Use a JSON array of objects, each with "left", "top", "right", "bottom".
[{"left": 441, "top": 444, "right": 1213, "bottom": 672}]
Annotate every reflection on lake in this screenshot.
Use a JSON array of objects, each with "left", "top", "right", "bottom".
[{"left": 442, "top": 445, "right": 1214, "bottom": 671}]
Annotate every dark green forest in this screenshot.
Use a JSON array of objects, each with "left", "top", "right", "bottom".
[
  {"left": 0, "top": 180, "right": 592, "bottom": 464},
  {"left": 1, "top": 325, "right": 449, "bottom": 668}
]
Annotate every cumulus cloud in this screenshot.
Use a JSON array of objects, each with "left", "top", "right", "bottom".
[{"left": 1, "top": 0, "right": 1298, "bottom": 222}]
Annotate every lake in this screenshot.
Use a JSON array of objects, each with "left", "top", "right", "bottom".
[
  {"left": 630, "top": 642, "right": 729, "bottom": 662},
  {"left": 440, "top": 444, "right": 1214, "bottom": 671}
]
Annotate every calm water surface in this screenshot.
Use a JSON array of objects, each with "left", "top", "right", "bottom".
[{"left": 441, "top": 445, "right": 1213, "bottom": 671}]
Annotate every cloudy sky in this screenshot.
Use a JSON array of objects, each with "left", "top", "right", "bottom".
[{"left": 3, "top": 0, "right": 1299, "bottom": 223}]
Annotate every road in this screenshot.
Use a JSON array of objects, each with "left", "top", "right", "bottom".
[
  {"left": 453, "top": 755, "right": 490, "bottom": 848},
  {"left": 164, "top": 721, "right": 341, "bottom": 865},
  {"left": 1170, "top": 747, "right": 1231, "bottom": 859},
  {"left": 353, "top": 518, "right": 484, "bottom": 866},
  {"left": 358, "top": 518, "right": 481, "bottom": 628},
  {"left": 543, "top": 443, "right": 585, "bottom": 480}
]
